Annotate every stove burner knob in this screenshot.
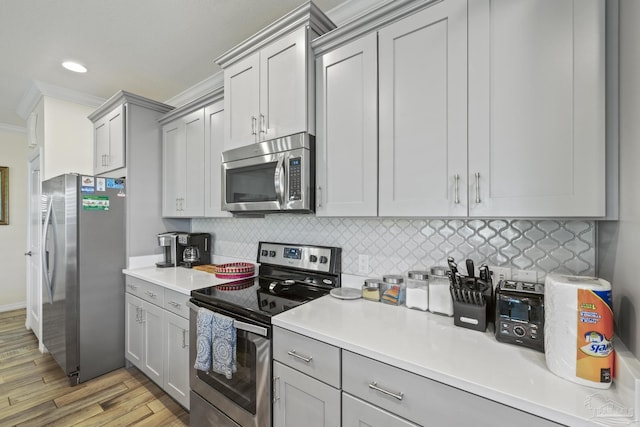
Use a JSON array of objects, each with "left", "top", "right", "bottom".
[
  {"left": 269, "top": 250, "right": 276, "bottom": 257},
  {"left": 269, "top": 282, "right": 278, "bottom": 291},
  {"left": 284, "top": 280, "right": 295, "bottom": 285},
  {"left": 319, "top": 256, "right": 328, "bottom": 264},
  {"left": 260, "top": 299, "right": 269, "bottom": 307},
  {"left": 269, "top": 301, "right": 277, "bottom": 309},
  {"left": 261, "top": 249, "right": 268, "bottom": 257},
  {"left": 309, "top": 255, "right": 318, "bottom": 262}
]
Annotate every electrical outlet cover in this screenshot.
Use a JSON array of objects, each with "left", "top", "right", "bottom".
[{"left": 490, "top": 266, "right": 511, "bottom": 283}]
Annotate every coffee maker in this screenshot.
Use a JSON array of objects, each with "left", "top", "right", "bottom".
[
  {"left": 156, "top": 232, "right": 178, "bottom": 268},
  {"left": 176, "top": 232, "right": 211, "bottom": 268}
]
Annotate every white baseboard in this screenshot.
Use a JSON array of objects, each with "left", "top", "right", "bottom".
[{"left": 0, "top": 302, "right": 27, "bottom": 313}]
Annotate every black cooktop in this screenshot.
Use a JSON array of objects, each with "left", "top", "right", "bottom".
[{"left": 190, "top": 242, "right": 342, "bottom": 325}]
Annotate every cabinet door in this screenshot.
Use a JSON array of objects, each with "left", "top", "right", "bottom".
[
  {"left": 378, "top": 0, "right": 468, "bottom": 217},
  {"left": 125, "top": 293, "right": 144, "bottom": 369},
  {"left": 204, "top": 101, "right": 231, "bottom": 217},
  {"left": 181, "top": 110, "right": 205, "bottom": 217},
  {"left": 142, "top": 301, "right": 164, "bottom": 385},
  {"left": 342, "top": 393, "right": 419, "bottom": 427},
  {"left": 162, "top": 121, "right": 183, "bottom": 217},
  {"left": 164, "top": 311, "right": 190, "bottom": 409},
  {"left": 273, "top": 361, "right": 340, "bottom": 427},
  {"left": 315, "top": 33, "right": 378, "bottom": 217},
  {"left": 260, "top": 26, "right": 308, "bottom": 141},
  {"left": 95, "top": 104, "right": 126, "bottom": 175},
  {"left": 224, "top": 53, "right": 260, "bottom": 149},
  {"left": 468, "top": 0, "right": 605, "bottom": 217}
]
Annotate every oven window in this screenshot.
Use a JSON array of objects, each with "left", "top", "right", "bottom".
[
  {"left": 197, "top": 330, "right": 258, "bottom": 414},
  {"left": 226, "top": 162, "right": 277, "bottom": 203}
]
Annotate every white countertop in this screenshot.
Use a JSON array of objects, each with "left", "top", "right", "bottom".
[{"left": 273, "top": 295, "right": 640, "bottom": 427}]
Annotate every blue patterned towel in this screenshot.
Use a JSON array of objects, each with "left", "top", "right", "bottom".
[
  {"left": 211, "top": 311, "right": 237, "bottom": 379},
  {"left": 194, "top": 307, "right": 213, "bottom": 371}
]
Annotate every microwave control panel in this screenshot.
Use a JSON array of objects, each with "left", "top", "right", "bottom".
[{"left": 289, "top": 157, "right": 302, "bottom": 201}]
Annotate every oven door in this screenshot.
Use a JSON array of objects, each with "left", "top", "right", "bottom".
[{"left": 188, "top": 300, "right": 271, "bottom": 427}]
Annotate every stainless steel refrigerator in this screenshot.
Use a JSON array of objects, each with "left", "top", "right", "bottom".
[{"left": 42, "top": 173, "right": 126, "bottom": 385}]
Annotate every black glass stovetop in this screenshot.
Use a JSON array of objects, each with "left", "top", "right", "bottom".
[{"left": 191, "top": 274, "right": 332, "bottom": 325}]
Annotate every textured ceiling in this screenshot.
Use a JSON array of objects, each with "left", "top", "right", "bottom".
[{"left": 0, "top": 0, "right": 345, "bottom": 127}]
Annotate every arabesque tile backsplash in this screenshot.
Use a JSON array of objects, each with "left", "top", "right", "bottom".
[{"left": 192, "top": 216, "right": 596, "bottom": 281}]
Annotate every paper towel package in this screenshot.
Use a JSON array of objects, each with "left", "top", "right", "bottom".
[{"left": 544, "top": 274, "right": 614, "bottom": 389}]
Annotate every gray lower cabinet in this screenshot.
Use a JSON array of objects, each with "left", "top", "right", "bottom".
[
  {"left": 272, "top": 326, "right": 341, "bottom": 427},
  {"left": 273, "top": 361, "right": 341, "bottom": 427},
  {"left": 342, "top": 393, "right": 418, "bottom": 427},
  {"left": 124, "top": 276, "right": 190, "bottom": 409}
]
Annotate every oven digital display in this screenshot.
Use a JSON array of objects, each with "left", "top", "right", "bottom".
[{"left": 283, "top": 247, "right": 301, "bottom": 260}]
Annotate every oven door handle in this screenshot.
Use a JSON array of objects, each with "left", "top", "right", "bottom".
[{"left": 187, "top": 301, "right": 269, "bottom": 337}]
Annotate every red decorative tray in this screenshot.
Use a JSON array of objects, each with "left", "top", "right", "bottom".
[{"left": 214, "top": 262, "right": 255, "bottom": 279}]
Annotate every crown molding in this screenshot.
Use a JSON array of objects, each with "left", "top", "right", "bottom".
[
  {"left": 88, "top": 90, "right": 174, "bottom": 122},
  {"left": 325, "top": 0, "right": 391, "bottom": 26},
  {"left": 164, "top": 72, "right": 224, "bottom": 109},
  {"left": 0, "top": 123, "right": 27, "bottom": 134},
  {"left": 16, "top": 80, "right": 106, "bottom": 120},
  {"left": 159, "top": 86, "right": 224, "bottom": 124}
]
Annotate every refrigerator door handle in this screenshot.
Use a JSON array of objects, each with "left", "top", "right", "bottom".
[{"left": 41, "top": 197, "right": 57, "bottom": 304}]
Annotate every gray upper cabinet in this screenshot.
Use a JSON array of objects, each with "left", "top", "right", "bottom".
[
  {"left": 93, "top": 103, "right": 125, "bottom": 175},
  {"left": 216, "top": 1, "right": 336, "bottom": 149},
  {"left": 468, "top": 0, "right": 607, "bottom": 217}
]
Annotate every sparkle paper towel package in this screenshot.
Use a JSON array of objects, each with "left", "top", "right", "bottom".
[{"left": 544, "top": 274, "right": 614, "bottom": 389}]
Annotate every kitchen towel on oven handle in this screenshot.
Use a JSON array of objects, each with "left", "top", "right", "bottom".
[
  {"left": 194, "top": 307, "right": 214, "bottom": 371},
  {"left": 211, "top": 311, "right": 237, "bottom": 379}
]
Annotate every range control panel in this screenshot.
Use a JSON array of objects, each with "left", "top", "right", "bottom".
[{"left": 257, "top": 242, "right": 341, "bottom": 274}]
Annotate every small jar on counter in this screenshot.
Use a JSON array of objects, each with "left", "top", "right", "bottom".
[
  {"left": 362, "top": 279, "right": 382, "bottom": 302},
  {"left": 428, "top": 266, "right": 453, "bottom": 316},
  {"left": 381, "top": 274, "right": 405, "bottom": 306},
  {"left": 406, "top": 271, "right": 429, "bottom": 311}
]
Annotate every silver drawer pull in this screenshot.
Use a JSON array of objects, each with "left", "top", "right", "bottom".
[
  {"left": 167, "top": 301, "right": 181, "bottom": 308},
  {"left": 127, "top": 284, "right": 138, "bottom": 290},
  {"left": 145, "top": 291, "right": 156, "bottom": 298},
  {"left": 368, "top": 382, "right": 404, "bottom": 401},
  {"left": 287, "top": 350, "right": 313, "bottom": 363}
]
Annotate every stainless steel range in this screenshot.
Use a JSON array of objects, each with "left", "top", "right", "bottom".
[{"left": 188, "top": 242, "right": 342, "bottom": 427}]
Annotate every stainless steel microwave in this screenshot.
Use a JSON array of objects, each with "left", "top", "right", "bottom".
[{"left": 221, "top": 133, "right": 315, "bottom": 214}]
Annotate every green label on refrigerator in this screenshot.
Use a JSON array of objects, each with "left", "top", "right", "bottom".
[{"left": 82, "top": 195, "right": 110, "bottom": 211}]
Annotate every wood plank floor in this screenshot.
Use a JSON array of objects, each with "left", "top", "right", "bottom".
[{"left": 0, "top": 309, "right": 189, "bottom": 427}]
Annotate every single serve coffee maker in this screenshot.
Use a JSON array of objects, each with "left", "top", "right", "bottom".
[
  {"left": 176, "top": 232, "right": 211, "bottom": 268},
  {"left": 156, "top": 232, "right": 178, "bottom": 268}
]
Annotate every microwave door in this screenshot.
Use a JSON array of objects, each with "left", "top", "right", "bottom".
[{"left": 223, "top": 153, "right": 282, "bottom": 212}]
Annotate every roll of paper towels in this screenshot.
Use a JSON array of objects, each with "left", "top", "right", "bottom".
[{"left": 544, "top": 274, "right": 614, "bottom": 389}]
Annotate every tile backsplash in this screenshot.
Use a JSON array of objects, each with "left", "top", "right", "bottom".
[{"left": 192, "top": 216, "right": 596, "bottom": 281}]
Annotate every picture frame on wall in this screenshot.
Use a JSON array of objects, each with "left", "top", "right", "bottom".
[{"left": 0, "top": 166, "right": 8, "bottom": 225}]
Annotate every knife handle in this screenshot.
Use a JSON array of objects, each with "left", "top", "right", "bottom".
[{"left": 466, "top": 259, "right": 475, "bottom": 278}]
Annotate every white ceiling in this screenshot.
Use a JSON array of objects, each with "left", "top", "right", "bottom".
[{"left": 0, "top": 0, "right": 349, "bottom": 127}]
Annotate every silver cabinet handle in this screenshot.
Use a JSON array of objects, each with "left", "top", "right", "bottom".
[
  {"left": 182, "top": 329, "right": 187, "bottom": 348},
  {"left": 454, "top": 174, "right": 460, "bottom": 204},
  {"left": 259, "top": 114, "right": 266, "bottom": 135},
  {"left": 273, "top": 376, "right": 280, "bottom": 402},
  {"left": 24, "top": 251, "right": 32, "bottom": 256},
  {"left": 251, "top": 116, "right": 257, "bottom": 136},
  {"left": 475, "top": 172, "right": 481, "bottom": 204},
  {"left": 317, "top": 186, "right": 322, "bottom": 208},
  {"left": 168, "top": 301, "right": 181, "bottom": 308},
  {"left": 287, "top": 350, "right": 313, "bottom": 363},
  {"left": 127, "top": 284, "right": 138, "bottom": 291},
  {"left": 368, "top": 382, "right": 404, "bottom": 401},
  {"left": 145, "top": 291, "right": 156, "bottom": 298}
]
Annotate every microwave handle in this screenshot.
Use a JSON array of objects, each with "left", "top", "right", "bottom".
[{"left": 274, "top": 156, "right": 285, "bottom": 208}]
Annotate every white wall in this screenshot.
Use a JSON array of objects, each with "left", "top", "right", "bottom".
[
  {"left": 0, "top": 128, "right": 28, "bottom": 310},
  {"left": 42, "top": 96, "right": 94, "bottom": 180},
  {"left": 598, "top": 0, "right": 640, "bottom": 358}
]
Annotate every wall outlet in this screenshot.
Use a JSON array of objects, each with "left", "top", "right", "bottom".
[
  {"left": 514, "top": 269, "right": 537, "bottom": 283},
  {"left": 490, "top": 266, "right": 511, "bottom": 284},
  {"left": 358, "top": 255, "right": 370, "bottom": 275}
]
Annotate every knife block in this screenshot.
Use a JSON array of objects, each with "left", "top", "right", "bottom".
[{"left": 450, "top": 278, "right": 493, "bottom": 332}]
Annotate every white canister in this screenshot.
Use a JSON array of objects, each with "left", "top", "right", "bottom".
[
  {"left": 406, "top": 271, "right": 429, "bottom": 311},
  {"left": 544, "top": 274, "right": 614, "bottom": 389},
  {"left": 428, "top": 266, "right": 453, "bottom": 316}
]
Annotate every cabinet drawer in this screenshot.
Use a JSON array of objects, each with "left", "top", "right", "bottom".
[
  {"left": 273, "top": 327, "right": 340, "bottom": 388},
  {"left": 126, "top": 276, "right": 164, "bottom": 306},
  {"left": 342, "top": 351, "right": 561, "bottom": 427},
  {"left": 342, "top": 393, "right": 419, "bottom": 427},
  {"left": 164, "top": 288, "right": 190, "bottom": 319}
]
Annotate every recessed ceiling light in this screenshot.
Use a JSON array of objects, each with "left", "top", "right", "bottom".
[{"left": 62, "top": 61, "right": 87, "bottom": 73}]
